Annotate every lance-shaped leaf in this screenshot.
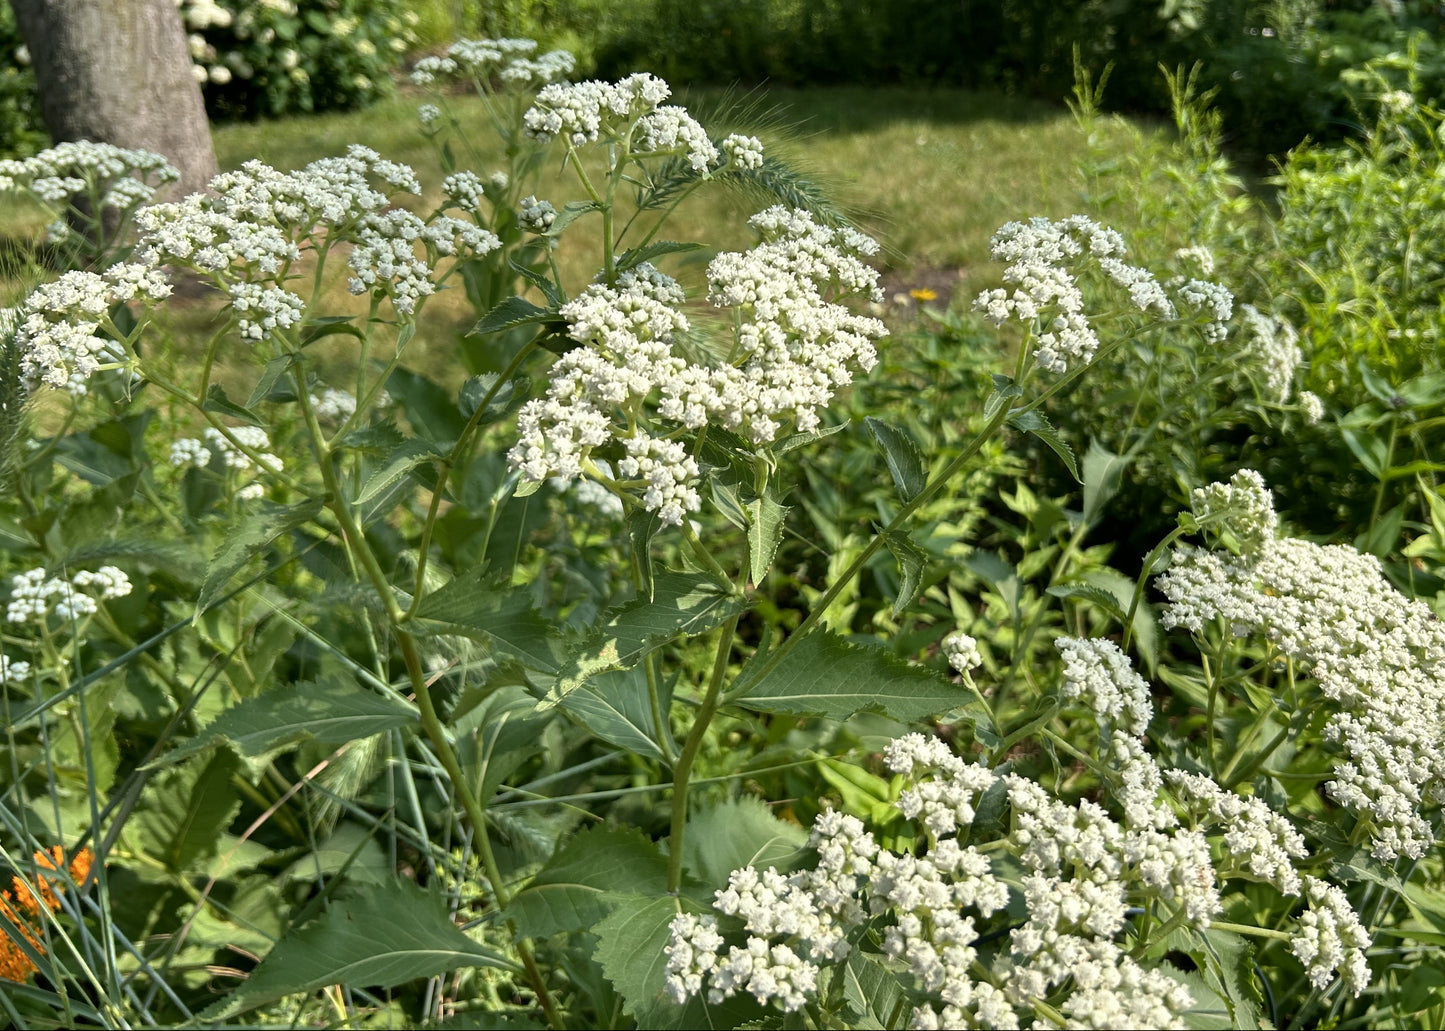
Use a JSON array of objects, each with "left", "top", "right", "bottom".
[
  {"left": 745, "top": 489, "right": 789, "bottom": 584},
  {"left": 541, "top": 572, "right": 747, "bottom": 708},
  {"left": 204, "top": 880, "right": 517, "bottom": 1018},
  {"left": 132, "top": 750, "right": 241, "bottom": 873},
  {"left": 1009, "top": 409, "right": 1079, "bottom": 481},
  {"left": 864, "top": 416, "right": 927, "bottom": 503},
  {"left": 410, "top": 570, "right": 563, "bottom": 673},
  {"left": 197, "top": 498, "right": 322, "bottom": 614},
  {"left": 352, "top": 439, "right": 442, "bottom": 511},
  {"left": 506, "top": 826, "right": 669, "bottom": 939},
  {"left": 472, "top": 295, "right": 562, "bottom": 337},
  {"left": 882, "top": 529, "right": 927, "bottom": 617},
  {"left": 158, "top": 674, "right": 416, "bottom": 764},
  {"left": 558, "top": 666, "right": 675, "bottom": 763},
  {"left": 616, "top": 239, "right": 702, "bottom": 273},
  {"left": 733, "top": 628, "right": 969, "bottom": 722}
]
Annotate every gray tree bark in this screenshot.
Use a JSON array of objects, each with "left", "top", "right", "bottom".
[{"left": 10, "top": 0, "right": 218, "bottom": 198}]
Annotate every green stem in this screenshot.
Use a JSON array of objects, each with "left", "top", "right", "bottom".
[
  {"left": 1207, "top": 920, "right": 1293, "bottom": 942},
  {"left": 734, "top": 393, "right": 1017, "bottom": 699},
  {"left": 667, "top": 612, "right": 742, "bottom": 893},
  {"left": 295, "top": 377, "right": 563, "bottom": 1029},
  {"left": 405, "top": 338, "right": 542, "bottom": 617}
]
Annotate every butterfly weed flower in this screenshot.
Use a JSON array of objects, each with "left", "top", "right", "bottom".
[{"left": 0, "top": 846, "right": 95, "bottom": 983}]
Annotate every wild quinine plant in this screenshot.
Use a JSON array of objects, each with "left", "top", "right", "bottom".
[{"left": 0, "top": 38, "right": 1441, "bottom": 1031}]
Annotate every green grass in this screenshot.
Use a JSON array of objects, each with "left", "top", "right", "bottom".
[{"left": 210, "top": 84, "right": 1164, "bottom": 277}]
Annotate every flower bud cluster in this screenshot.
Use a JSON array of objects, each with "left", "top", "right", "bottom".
[
  {"left": 507, "top": 208, "right": 885, "bottom": 525},
  {"left": 1158, "top": 472, "right": 1445, "bottom": 861},
  {"left": 523, "top": 73, "right": 719, "bottom": 172},
  {"left": 1293, "top": 877, "right": 1371, "bottom": 995},
  {"left": 721, "top": 133, "right": 765, "bottom": 170},
  {"left": 942, "top": 630, "right": 981, "bottom": 673},
  {"left": 1190, "top": 467, "right": 1277, "bottom": 556},
  {"left": 17, "top": 146, "right": 500, "bottom": 393},
  {"left": 6, "top": 566, "right": 132, "bottom": 625},
  {"left": 411, "top": 37, "right": 575, "bottom": 92},
  {"left": 518, "top": 195, "right": 557, "bottom": 233},
  {"left": 973, "top": 215, "right": 1175, "bottom": 374},
  {"left": 12, "top": 264, "right": 171, "bottom": 393},
  {"left": 1240, "top": 303, "right": 1302, "bottom": 404},
  {"left": 0, "top": 141, "right": 178, "bottom": 246}
]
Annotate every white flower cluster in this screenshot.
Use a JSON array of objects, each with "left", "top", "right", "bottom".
[
  {"left": 0, "top": 141, "right": 178, "bottom": 239},
  {"left": 523, "top": 73, "right": 718, "bottom": 171},
  {"left": 1292, "top": 877, "right": 1371, "bottom": 995},
  {"left": 0, "top": 653, "right": 31, "bottom": 684},
  {"left": 1056, "top": 635, "right": 1153, "bottom": 737},
  {"left": 973, "top": 216, "right": 1175, "bottom": 374},
  {"left": 942, "top": 630, "right": 981, "bottom": 674},
  {"left": 171, "top": 427, "right": 282, "bottom": 501},
  {"left": 6, "top": 566, "right": 132, "bottom": 625},
  {"left": 410, "top": 37, "right": 575, "bottom": 91},
  {"left": 309, "top": 388, "right": 357, "bottom": 422},
  {"left": 1158, "top": 473, "right": 1445, "bottom": 861},
  {"left": 1240, "top": 303, "right": 1301, "bottom": 404},
  {"left": 13, "top": 264, "right": 172, "bottom": 393},
  {"left": 666, "top": 726, "right": 1221, "bottom": 1028},
  {"left": 508, "top": 208, "right": 885, "bottom": 525},
  {"left": 1190, "top": 467, "right": 1277, "bottom": 555},
  {"left": 1169, "top": 277, "right": 1234, "bottom": 344},
  {"left": 1167, "top": 771, "right": 1307, "bottom": 894},
  {"left": 721, "top": 133, "right": 765, "bottom": 170},
  {"left": 14, "top": 147, "right": 501, "bottom": 394}
]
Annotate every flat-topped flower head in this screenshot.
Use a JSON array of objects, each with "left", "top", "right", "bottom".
[{"left": 507, "top": 210, "right": 885, "bottom": 524}]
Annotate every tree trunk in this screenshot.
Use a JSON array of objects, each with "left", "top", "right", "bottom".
[{"left": 11, "top": 0, "right": 218, "bottom": 198}]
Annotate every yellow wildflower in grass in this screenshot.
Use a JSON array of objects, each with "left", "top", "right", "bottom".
[
  {"left": 0, "top": 846, "right": 94, "bottom": 982},
  {"left": 909, "top": 287, "right": 938, "bottom": 302}
]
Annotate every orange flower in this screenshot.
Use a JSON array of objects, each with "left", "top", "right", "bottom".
[{"left": 1, "top": 845, "right": 95, "bottom": 982}]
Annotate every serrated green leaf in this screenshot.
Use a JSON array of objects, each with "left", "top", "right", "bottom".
[
  {"left": 204, "top": 880, "right": 517, "bottom": 1019},
  {"left": 471, "top": 295, "right": 559, "bottom": 337},
  {"left": 246, "top": 353, "right": 299, "bottom": 408},
  {"left": 1009, "top": 409, "right": 1079, "bottom": 481},
  {"left": 300, "top": 316, "right": 364, "bottom": 346},
  {"left": 133, "top": 750, "right": 242, "bottom": 873},
  {"left": 616, "top": 240, "right": 703, "bottom": 272},
  {"left": 544, "top": 199, "right": 600, "bottom": 237},
  {"left": 542, "top": 572, "right": 747, "bottom": 707},
  {"left": 745, "top": 490, "right": 789, "bottom": 583},
  {"left": 507, "top": 826, "right": 669, "bottom": 939},
  {"left": 840, "top": 950, "right": 905, "bottom": 1029},
  {"left": 628, "top": 509, "right": 662, "bottom": 601},
  {"left": 735, "top": 629, "right": 968, "bottom": 722},
  {"left": 1046, "top": 581, "right": 1126, "bottom": 617},
  {"left": 160, "top": 674, "right": 416, "bottom": 763},
  {"left": 201, "top": 383, "right": 264, "bottom": 426},
  {"left": 410, "top": 571, "right": 563, "bottom": 673},
  {"left": 508, "top": 256, "right": 565, "bottom": 307},
  {"left": 1082, "top": 439, "right": 1128, "bottom": 527},
  {"left": 353, "top": 439, "right": 442, "bottom": 509},
  {"left": 197, "top": 498, "right": 323, "bottom": 614},
  {"left": 882, "top": 529, "right": 927, "bottom": 617},
  {"left": 864, "top": 416, "right": 927, "bottom": 503},
  {"left": 682, "top": 797, "right": 807, "bottom": 886},
  {"left": 459, "top": 373, "right": 530, "bottom": 422},
  {"left": 558, "top": 666, "right": 674, "bottom": 762}
]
